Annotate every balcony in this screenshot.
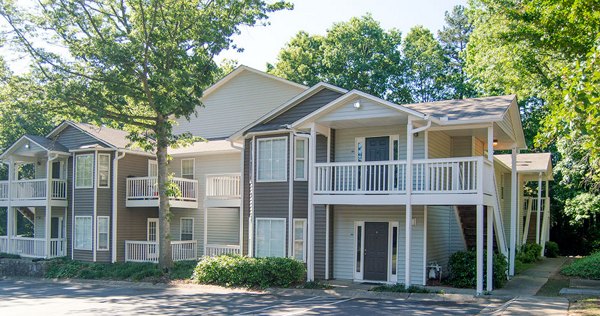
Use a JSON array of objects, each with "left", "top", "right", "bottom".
[
  {"left": 0, "top": 236, "right": 67, "bottom": 258},
  {"left": 313, "top": 156, "right": 492, "bottom": 205},
  {"left": 205, "top": 173, "right": 241, "bottom": 207},
  {"left": 126, "top": 177, "right": 198, "bottom": 208},
  {"left": 124, "top": 240, "right": 198, "bottom": 263},
  {"left": 0, "top": 179, "right": 67, "bottom": 207}
]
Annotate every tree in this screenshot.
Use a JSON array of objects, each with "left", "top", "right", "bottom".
[
  {"left": 0, "top": 0, "right": 291, "bottom": 269},
  {"left": 437, "top": 5, "right": 476, "bottom": 99},
  {"left": 402, "top": 26, "right": 448, "bottom": 102},
  {"left": 268, "top": 15, "right": 409, "bottom": 102}
]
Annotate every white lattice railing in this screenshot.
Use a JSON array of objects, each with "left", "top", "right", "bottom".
[
  {"left": 314, "top": 156, "right": 483, "bottom": 195},
  {"left": 49, "top": 238, "right": 67, "bottom": 257},
  {"left": 0, "top": 181, "right": 8, "bottom": 200},
  {"left": 204, "top": 244, "right": 241, "bottom": 257},
  {"left": 206, "top": 174, "right": 241, "bottom": 199},
  {"left": 125, "top": 240, "right": 199, "bottom": 263},
  {"left": 126, "top": 177, "right": 198, "bottom": 202}
]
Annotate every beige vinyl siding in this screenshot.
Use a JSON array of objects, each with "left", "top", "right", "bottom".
[
  {"left": 451, "top": 136, "right": 472, "bottom": 157},
  {"left": 472, "top": 137, "right": 485, "bottom": 156},
  {"left": 333, "top": 125, "right": 425, "bottom": 163},
  {"left": 173, "top": 70, "right": 305, "bottom": 139},
  {"left": 332, "top": 205, "right": 425, "bottom": 285},
  {"left": 319, "top": 98, "right": 402, "bottom": 122},
  {"left": 494, "top": 161, "right": 513, "bottom": 242},
  {"left": 428, "top": 131, "right": 451, "bottom": 158},
  {"left": 169, "top": 152, "right": 242, "bottom": 255},
  {"left": 426, "top": 205, "right": 466, "bottom": 277}
]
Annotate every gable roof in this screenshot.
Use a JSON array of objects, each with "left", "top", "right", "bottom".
[
  {"left": 495, "top": 153, "right": 553, "bottom": 180},
  {"left": 202, "top": 65, "right": 308, "bottom": 100},
  {"left": 47, "top": 121, "right": 144, "bottom": 151},
  {"left": 403, "top": 95, "right": 516, "bottom": 122},
  {"left": 0, "top": 134, "right": 70, "bottom": 161}
]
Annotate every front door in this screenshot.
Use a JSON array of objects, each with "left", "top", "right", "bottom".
[
  {"left": 364, "top": 222, "right": 389, "bottom": 281},
  {"left": 50, "top": 217, "right": 64, "bottom": 239},
  {"left": 365, "top": 137, "right": 390, "bottom": 191},
  {"left": 147, "top": 218, "right": 159, "bottom": 259}
]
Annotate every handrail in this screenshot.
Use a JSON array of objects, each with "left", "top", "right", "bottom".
[{"left": 126, "top": 176, "right": 198, "bottom": 201}]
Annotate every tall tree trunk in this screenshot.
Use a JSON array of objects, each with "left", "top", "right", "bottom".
[{"left": 156, "top": 118, "right": 172, "bottom": 269}]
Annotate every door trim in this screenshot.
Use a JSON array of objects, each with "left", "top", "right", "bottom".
[
  {"left": 147, "top": 218, "right": 159, "bottom": 241},
  {"left": 353, "top": 220, "right": 399, "bottom": 283},
  {"left": 355, "top": 135, "right": 399, "bottom": 162}
]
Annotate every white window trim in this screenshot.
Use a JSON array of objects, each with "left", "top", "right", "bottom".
[
  {"left": 148, "top": 160, "right": 157, "bottom": 177},
  {"left": 96, "top": 216, "right": 110, "bottom": 251},
  {"left": 353, "top": 221, "right": 365, "bottom": 280},
  {"left": 256, "top": 137, "right": 288, "bottom": 182},
  {"left": 388, "top": 221, "right": 399, "bottom": 283},
  {"left": 181, "top": 158, "right": 195, "bottom": 179},
  {"left": 355, "top": 135, "right": 400, "bottom": 162},
  {"left": 75, "top": 154, "right": 94, "bottom": 189},
  {"left": 255, "top": 217, "right": 286, "bottom": 257},
  {"left": 180, "top": 217, "right": 194, "bottom": 241},
  {"left": 292, "top": 218, "right": 307, "bottom": 262},
  {"left": 74, "top": 216, "right": 93, "bottom": 251},
  {"left": 97, "top": 153, "right": 111, "bottom": 188},
  {"left": 294, "top": 138, "right": 308, "bottom": 181}
]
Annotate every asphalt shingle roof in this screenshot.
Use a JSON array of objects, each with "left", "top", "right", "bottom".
[{"left": 25, "top": 135, "right": 69, "bottom": 153}]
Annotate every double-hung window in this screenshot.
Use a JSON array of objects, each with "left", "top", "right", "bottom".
[
  {"left": 97, "top": 216, "right": 109, "bottom": 251},
  {"left": 75, "top": 216, "right": 92, "bottom": 250},
  {"left": 181, "top": 159, "right": 195, "bottom": 180},
  {"left": 97, "top": 154, "right": 111, "bottom": 188},
  {"left": 294, "top": 138, "right": 308, "bottom": 181},
  {"left": 293, "top": 219, "right": 307, "bottom": 262},
  {"left": 255, "top": 218, "right": 285, "bottom": 258},
  {"left": 180, "top": 218, "right": 194, "bottom": 241},
  {"left": 257, "top": 137, "right": 287, "bottom": 182},
  {"left": 75, "top": 154, "right": 94, "bottom": 188}
]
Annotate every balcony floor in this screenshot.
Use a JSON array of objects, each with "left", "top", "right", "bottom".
[
  {"left": 126, "top": 198, "right": 198, "bottom": 209},
  {"left": 313, "top": 192, "right": 485, "bottom": 206}
]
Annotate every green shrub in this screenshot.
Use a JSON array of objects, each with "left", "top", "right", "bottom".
[
  {"left": 0, "top": 253, "right": 21, "bottom": 259},
  {"left": 371, "top": 284, "right": 432, "bottom": 293},
  {"left": 545, "top": 241, "right": 560, "bottom": 258},
  {"left": 517, "top": 243, "right": 542, "bottom": 263},
  {"left": 447, "top": 250, "right": 508, "bottom": 288},
  {"left": 45, "top": 258, "right": 164, "bottom": 281},
  {"left": 192, "top": 255, "right": 305, "bottom": 288},
  {"left": 561, "top": 251, "right": 600, "bottom": 280}
]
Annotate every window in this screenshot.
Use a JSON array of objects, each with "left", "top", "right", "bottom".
[
  {"left": 75, "top": 216, "right": 92, "bottom": 250},
  {"left": 391, "top": 226, "right": 398, "bottom": 275},
  {"left": 97, "top": 216, "right": 109, "bottom": 251},
  {"left": 180, "top": 218, "right": 194, "bottom": 241},
  {"left": 148, "top": 160, "right": 158, "bottom": 177},
  {"left": 257, "top": 137, "right": 287, "bottom": 182},
  {"left": 98, "top": 154, "right": 111, "bottom": 188},
  {"left": 255, "top": 218, "right": 285, "bottom": 257},
  {"left": 75, "top": 154, "right": 94, "bottom": 188},
  {"left": 294, "top": 138, "right": 307, "bottom": 181},
  {"left": 181, "top": 159, "right": 195, "bottom": 180},
  {"left": 293, "top": 219, "right": 307, "bottom": 262}
]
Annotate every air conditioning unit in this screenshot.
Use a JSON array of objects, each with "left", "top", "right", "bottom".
[{"left": 427, "top": 262, "right": 442, "bottom": 282}]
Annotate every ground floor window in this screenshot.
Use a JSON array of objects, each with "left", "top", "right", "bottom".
[
  {"left": 180, "top": 218, "right": 194, "bottom": 241},
  {"left": 97, "top": 216, "right": 109, "bottom": 251},
  {"left": 75, "top": 216, "right": 92, "bottom": 250},
  {"left": 255, "top": 218, "right": 285, "bottom": 258},
  {"left": 293, "top": 219, "right": 307, "bottom": 262}
]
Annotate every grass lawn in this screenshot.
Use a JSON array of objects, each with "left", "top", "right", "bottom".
[
  {"left": 515, "top": 260, "right": 536, "bottom": 274},
  {"left": 568, "top": 298, "right": 600, "bottom": 316},
  {"left": 561, "top": 252, "right": 600, "bottom": 280}
]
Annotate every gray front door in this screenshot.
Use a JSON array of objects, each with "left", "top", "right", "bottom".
[
  {"left": 364, "top": 222, "right": 389, "bottom": 281},
  {"left": 365, "top": 137, "right": 390, "bottom": 191}
]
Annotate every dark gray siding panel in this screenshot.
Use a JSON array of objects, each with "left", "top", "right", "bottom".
[
  {"left": 314, "top": 205, "right": 326, "bottom": 279},
  {"left": 328, "top": 206, "right": 334, "bottom": 279},
  {"left": 73, "top": 151, "right": 95, "bottom": 262},
  {"left": 242, "top": 138, "right": 251, "bottom": 255},
  {"left": 316, "top": 135, "right": 327, "bottom": 163},
  {"left": 54, "top": 125, "right": 110, "bottom": 150},
  {"left": 267, "top": 89, "right": 343, "bottom": 126},
  {"left": 96, "top": 152, "right": 113, "bottom": 263},
  {"left": 67, "top": 157, "right": 73, "bottom": 258},
  {"left": 116, "top": 153, "right": 157, "bottom": 262},
  {"left": 293, "top": 181, "right": 308, "bottom": 219}
]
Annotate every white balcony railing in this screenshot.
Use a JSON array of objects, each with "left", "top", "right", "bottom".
[
  {"left": 523, "top": 197, "right": 549, "bottom": 213},
  {"left": 0, "top": 179, "right": 67, "bottom": 201},
  {"left": 206, "top": 174, "right": 241, "bottom": 199},
  {"left": 11, "top": 237, "right": 46, "bottom": 257},
  {"left": 0, "top": 181, "right": 8, "bottom": 200},
  {"left": 125, "top": 240, "right": 199, "bottom": 263},
  {"left": 0, "top": 236, "right": 8, "bottom": 253},
  {"left": 126, "top": 177, "right": 198, "bottom": 202},
  {"left": 314, "top": 157, "right": 483, "bottom": 195},
  {"left": 204, "top": 244, "right": 241, "bottom": 257}
]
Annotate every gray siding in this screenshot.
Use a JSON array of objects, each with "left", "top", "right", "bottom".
[
  {"left": 67, "top": 157, "right": 73, "bottom": 258},
  {"left": 242, "top": 138, "right": 251, "bottom": 255},
  {"left": 73, "top": 151, "right": 95, "bottom": 262},
  {"left": 426, "top": 205, "right": 466, "bottom": 277},
  {"left": 206, "top": 208, "right": 240, "bottom": 245},
  {"left": 54, "top": 125, "right": 110, "bottom": 150},
  {"left": 314, "top": 205, "right": 326, "bottom": 279},
  {"left": 267, "top": 89, "right": 343, "bottom": 126},
  {"left": 96, "top": 152, "right": 113, "bottom": 263}
]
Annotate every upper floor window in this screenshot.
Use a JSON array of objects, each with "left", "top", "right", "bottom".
[
  {"left": 181, "top": 158, "right": 195, "bottom": 180},
  {"left": 97, "top": 154, "right": 111, "bottom": 188},
  {"left": 294, "top": 138, "right": 307, "bottom": 181},
  {"left": 75, "top": 154, "right": 94, "bottom": 188},
  {"left": 257, "top": 137, "right": 287, "bottom": 182},
  {"left": 180, "top": 218, "right": 194, "bottom": 241}
]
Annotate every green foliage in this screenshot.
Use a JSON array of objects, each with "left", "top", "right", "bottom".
[
  {"left": 561, "top": 251, "right": 600, "bottom": 280},
  {"left": 168, "top": 260, "right": 197, "bottom": 280},
  {"left": 371, "top": 284, "right": 432, "bottom": 293},
  {"left": 0, "top": 252, "right": 20, "bottom": 259},
  {"left": 447, "top": 250, "right": 507, "bottom": 289},
  {"left": 516, "top": 243, "right": 543, "bottom": 264},
  {"left": 301, "top": 281, "right": 333, "bottom": 289},
  {"left": 45, "top": 258, "right": 167, "bottom": 281},
  {"left": 545, "top": 241, "right": 560, "bottom": 258},
  {"left": 192, "top": 255, "right": 305, "bottom": 288}
]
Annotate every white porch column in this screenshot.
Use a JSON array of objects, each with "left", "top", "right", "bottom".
[
  {"left": 405, "top": 118, "right": 414, "bottom": 288},
  {"left": 6, "top": 159, "right": 14, "bottom": 253},
  {"left": 487, "top": 126, "right": 494, "bottom": 162},
  {"left": 45, "top": 158, "right": 52, "bottom": 258},
  {"left": 476, "top": 204, "right": 484, "bottom": 295},
  {"left": 307, "top": 124, "right": 317, "bottom": 281},
  {"left": 509, "top": 147, "right": 518, "bottom": 276},
  {"left": 487, "top": 206, "right": 494, "bottom": 292},
  {"left": 536, "top": 172, "right": 542, "bottom": 245}
]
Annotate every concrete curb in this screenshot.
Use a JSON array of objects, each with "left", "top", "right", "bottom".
[{"left": 560, "top": 288, "right": 600, "bottom": 296}]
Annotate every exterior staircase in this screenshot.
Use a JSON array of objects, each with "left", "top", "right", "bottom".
[
  {"left": 17, "top": 207, "right": 35, "bottom": 225},
  {"left": 456, "top": 205, "right": 497, "bottom": 251}
]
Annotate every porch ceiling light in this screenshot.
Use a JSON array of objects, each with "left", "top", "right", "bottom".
[
  {"left": 493, "top": 139, "right": 499, "bottom": 147},
  {"left": 353, "top": 101, "right": 361, "bottom": 109},
  {"left": 24, "top": 141, "right": 30, "bottom": 149}
]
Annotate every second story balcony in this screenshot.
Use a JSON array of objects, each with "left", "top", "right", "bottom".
[
  {"left": 126, "top": 177, "right": 199, "bottom": 209},
  {"left": 0, "top": 178, "right": 67, "bottom": 207},
  {"left": 205, "top": 173, "right": 241, "bottom": 207}
]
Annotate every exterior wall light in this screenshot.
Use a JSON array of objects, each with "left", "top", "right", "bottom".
[{"left": 353, "top": 101, "right": 361, "bottom": 109}]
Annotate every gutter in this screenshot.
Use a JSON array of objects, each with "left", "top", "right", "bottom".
[{"left": 112, "top": 151, "right": 126, "bottom": 263}]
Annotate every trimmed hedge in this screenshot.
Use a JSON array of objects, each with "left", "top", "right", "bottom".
[
  {"left": 561, "top": 251, "right": 600, "bottom": 280},
  {"left": 192, "top": 255, "right": 305, "bottom": 288},
  {"left": 517, "top": 243, "right": 542, "bottom": 263},
  {"left": 447, "top": 250, "right": 508, "bottom": 288},
  {"left": 545, "top": 241, "right": 560, "bottom": 258}
]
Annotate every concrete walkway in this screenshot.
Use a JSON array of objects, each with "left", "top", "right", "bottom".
[{"left": 494, "top": 257, "right": 566, "bottom": 296}]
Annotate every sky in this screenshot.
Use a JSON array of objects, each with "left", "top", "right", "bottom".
[
  {"left": 216, "top": 0, "right": 467, "bottom": 71},
  {"left": 1, "top": 0, "right": 467, "bottom": 73}
]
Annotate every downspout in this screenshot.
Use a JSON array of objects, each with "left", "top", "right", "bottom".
[{"left": 112, "top": 151, "right": 126, "bottom": 263}]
